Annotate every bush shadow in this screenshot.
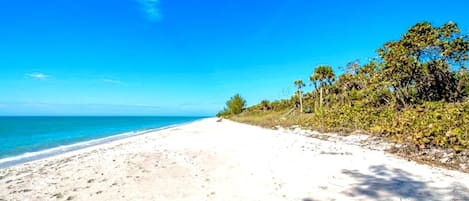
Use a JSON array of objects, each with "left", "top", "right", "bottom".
[{"left": 341, "top": 165, "right": 468, "bottom": 200}]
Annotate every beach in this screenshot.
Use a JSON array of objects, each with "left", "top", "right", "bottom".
[{"left": 1, "top": 118, "right": 468, "bottom": 201}]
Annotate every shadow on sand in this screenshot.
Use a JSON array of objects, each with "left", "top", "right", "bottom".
[
  {"left": 303, "top": 165, "right": 468, "bottom": 201},
  {"left": 341, "top": 165, "right": 468, "bottom": 200}
]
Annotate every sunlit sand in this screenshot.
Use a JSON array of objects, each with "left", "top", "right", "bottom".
[{"left": 1, "top": 118, "right": 468, "bottom": 200}]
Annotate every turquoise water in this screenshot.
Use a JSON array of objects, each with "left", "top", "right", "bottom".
[{"left": 0, "top": 116, "right": 203, "bottom": 167}]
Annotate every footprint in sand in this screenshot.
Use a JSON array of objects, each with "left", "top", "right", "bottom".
[
  {"left": 206, "top": 192, "right": 216, "bottom": 197},
  {"left": 19, "top": 189, "right": 32, "bottom": 193},
  {"left": 51, "top": 193, "right": 64, "bottom": 199}
]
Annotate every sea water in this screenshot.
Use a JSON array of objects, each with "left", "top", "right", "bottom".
[{"left": 0, "top": 116, "right": 203, "bottom": 167}]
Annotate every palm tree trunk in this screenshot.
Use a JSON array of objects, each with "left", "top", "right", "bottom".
[
  {"left": 320, "top": 87, "right": 323, "bottom": 109},
  {"left": 299, "top": 90, "right": 303, "bottom": 113}
]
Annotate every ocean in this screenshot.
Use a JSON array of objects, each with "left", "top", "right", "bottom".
[{"left": 0, "top": 116, "right": 203, "bottom": 167}]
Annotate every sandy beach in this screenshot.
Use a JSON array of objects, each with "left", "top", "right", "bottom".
[{"left": 1, "top": 118, "right": 468, "bottom": 201}]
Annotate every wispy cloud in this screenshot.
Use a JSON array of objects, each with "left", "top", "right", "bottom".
[
  {"left": 27, "top": 72, "right": 48, "bottom": 80},
  {"left": 103, "top": 79, "right": 122, "bottom": 84},
  {"left": 136, "top": 0, "right": 162, "bottom": 21}
]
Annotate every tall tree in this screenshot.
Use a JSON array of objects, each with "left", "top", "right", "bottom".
[
  {"left": 377, "top": 21, "right": 469, "bottom": 105},
  {"left": 310, "top": 65, "right": 335, "bottom": 108},
  {"left": 294, "top": 80, "right": 305, "bottom": 112},
  {"left": 225, "top": 94, "right": 246, "bottom": 115}
]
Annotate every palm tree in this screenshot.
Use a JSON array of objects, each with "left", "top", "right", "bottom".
[
  {"left": 310, "top": 65, "right": 335, "bottom": 108},
  {"left": 294, "top": 80, "right": 305, "bottom": 112}
]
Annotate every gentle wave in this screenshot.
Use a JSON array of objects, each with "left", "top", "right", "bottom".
[{"left": 0, "top": 121, "right": 190, "bottom": 168}]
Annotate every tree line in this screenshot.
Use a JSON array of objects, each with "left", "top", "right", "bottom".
[{"left": 218, "top": 21, "right": 469, "bottom": 151}]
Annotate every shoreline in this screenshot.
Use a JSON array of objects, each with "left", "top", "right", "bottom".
[
  {"left": 0, "top": 118, "right": 206, "bottom": 168},
  {"left": 1, "top": 118, "right": 468, "bottom": 200}
]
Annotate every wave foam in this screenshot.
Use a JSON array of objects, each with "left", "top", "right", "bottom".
[{"left": 0, "top": 123, "right": 183, "bottom": 168}]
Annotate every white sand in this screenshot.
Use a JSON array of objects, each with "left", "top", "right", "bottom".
[{"left": 0, "top": 118, "right": 468, "bottom": 201}]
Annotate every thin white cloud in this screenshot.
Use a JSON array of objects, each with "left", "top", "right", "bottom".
[
  {"left": 136, "top": 0, "right": 162, "bottom": 21},
  {"left": 27, "top": 72, "right": 48, "bottom": 80},
  {"left": 103, "top": 79, "right": 122, "bottom": 84}
]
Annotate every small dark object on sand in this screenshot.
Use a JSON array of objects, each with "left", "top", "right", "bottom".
[{"left": 216, "top": 118, "right": 223, "bottom": 122}]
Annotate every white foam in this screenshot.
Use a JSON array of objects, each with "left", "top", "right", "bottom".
[{"left": 0, "top": 123, "right": 185, "bottom": 168}]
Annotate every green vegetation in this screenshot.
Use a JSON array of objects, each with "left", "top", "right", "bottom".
[
  {"left": 220, "top": 21, "right": 469, "bottom": 152},
  {"left": 294, "top": 80, "right": 305, "bottom": 112},
  {"left": 217, "top": 93, "right": 247, "bottom": 117},
  {"left": 310, "top": 65, "right": 335, "bottom": 109}
]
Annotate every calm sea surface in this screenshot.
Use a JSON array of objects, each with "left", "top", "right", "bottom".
[{"left": 0, "top": 116, "right": 203, "bottom": 167}]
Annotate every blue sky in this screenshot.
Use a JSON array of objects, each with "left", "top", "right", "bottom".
[{"left": 0, "top": 0, "right": 468, "bottom": 116}]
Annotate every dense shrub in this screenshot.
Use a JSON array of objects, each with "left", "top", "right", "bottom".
[{"left": 217, "top": 94, "right": 246, "bottom": 117}]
